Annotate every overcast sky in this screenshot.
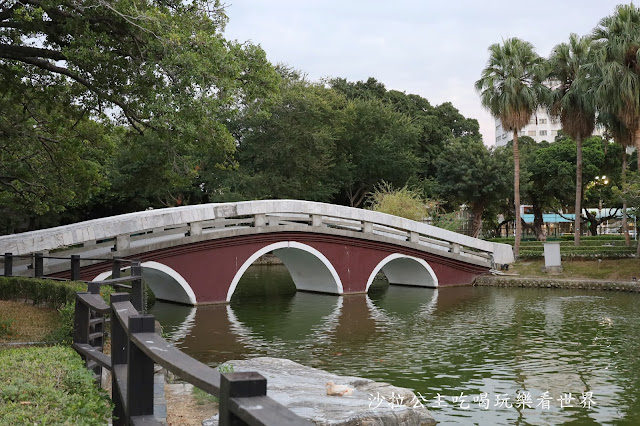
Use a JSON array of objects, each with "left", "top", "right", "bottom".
[{"left": 223, "top": 1, "right": 623, "bottom": 146}]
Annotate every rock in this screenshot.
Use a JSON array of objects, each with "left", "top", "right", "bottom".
[{"left": 202, "top": 357, "right": 436, "bottom": 426}]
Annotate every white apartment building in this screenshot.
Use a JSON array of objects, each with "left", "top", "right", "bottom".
[
  {"left": 494, "top": 108, "right": 561, "bottom": 146},
  {"left": 494, "top": 108, "right": 606, "bottom": 146}
]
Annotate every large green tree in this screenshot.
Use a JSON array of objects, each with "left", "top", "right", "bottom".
[
  {"left": 0, "top": 0, "right": 278, "bottom": 224},
  {"left": 434, "top": 138, "right": 511, "bottom": 237},
  {"left": 0, "top": 74, "right": 113, "bottom": 233},
  {"left": 475, "top": 38, "right": 547, "bottom": 256},
  {"left": 548, "top": 33, "right": 597, "bottom": 245},
  {"left": 339, "top": 98, "right": 420, "bottom": 207},
  {"left": 590, "top": 4, "right": 640, "bottom": 173},
  {"left": 330, "top": 77, "right": 480, "bottom": 179},
  {"left": 223, "top": 77, "right": 348, "bottom": 202}
]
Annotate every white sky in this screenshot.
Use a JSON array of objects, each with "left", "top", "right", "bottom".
[{"left": 223, "top": 0, "right": 623, "bottom": 146}]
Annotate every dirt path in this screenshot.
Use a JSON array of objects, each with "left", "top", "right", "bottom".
[{"left": 165, "top": 382, "right": 218, "bottom": 425}]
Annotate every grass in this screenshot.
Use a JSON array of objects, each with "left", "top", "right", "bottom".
[
  {"left": 0, "top": 346, "right": 112, "bottom": 424},
  {"left": 192, "top": 364, "right": 235, "bottom": 405},
  {"left": 508, "top": 258, "right": 640, "bottom": 281},
  {"left": 0, "top": 300, "right": 60, "bottom": 343}
]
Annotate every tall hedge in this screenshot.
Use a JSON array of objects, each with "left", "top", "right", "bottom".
[{"left": 0, "top": 276, "right": 86, "bottom": 308}]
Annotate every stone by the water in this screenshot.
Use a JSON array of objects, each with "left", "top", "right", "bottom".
[{"left": 202, "top": 357, "right": 436, "bottom": 426}]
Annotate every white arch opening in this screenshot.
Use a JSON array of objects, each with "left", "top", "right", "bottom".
[
  {"left": 92, "top": 261, "right": 197, "bottom": 305},
  {"left": 365, "top": 254, "right": 438, "bottom": 292},
  {"left": 226, "top": 241, "right": 344, "bottom": 302}
]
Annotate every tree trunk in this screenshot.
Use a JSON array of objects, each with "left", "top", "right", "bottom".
[
  {"left": 584, "top": 209, "right": 598, "bottom": 236},
  {"left": 621, "top": 148, "right": 631, "bottom": 246},
  {"left": 513, "top": 130, "right": 521, "bottom": 257},
  {"left": 533, "top": 203, "right": 545, "bottom": 241},
  {"left": 470, "top": 203, "right": 484, "bottom": 238},
  {"left": 574, "top": 135, "right": 583, "bottom": 246}
]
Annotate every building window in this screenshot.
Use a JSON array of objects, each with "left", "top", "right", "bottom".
[
  {"left": 529, "top": 118, "right": 536, "bottom": 124},
  {"left": 502, "top": 134, "right": 507, "bottom": 139},
  {"left": 551, "top": 118, "right": 559, "bottom": 124},
  {"left": 539, "top": 118, "right": 547, "bottom": 124},
  {"left": 528, "top": 131, "right": 536, "bottom": 136},
  {"left": 496, "top": 136, "right": 501, "bottom": 142},
  {"left": 540, "top": 130, "right": 547, "bottom": 136},
  {"left": 551, "top": 130, "right": 558, "bottom": 136}
]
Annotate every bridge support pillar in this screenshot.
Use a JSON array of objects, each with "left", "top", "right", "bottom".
[
  {"left": 189, "top": 222, "right": 202, "bottom": 236},
  {"left": 116, "top": 234, "right": 130, "bottom": 251},
  {"left": 254, "top": 214, "right": 266, "bottom": 227}
]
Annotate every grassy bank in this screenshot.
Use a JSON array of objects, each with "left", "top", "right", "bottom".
[
  {"left": 0, "top": 346, "right": 112, "bottom": 424},
  {"left": 507, "top": 258, "right": 639, "bottom": 281},
  {"left": 0, "top": 300, "right": 60, "bottom": 343}
]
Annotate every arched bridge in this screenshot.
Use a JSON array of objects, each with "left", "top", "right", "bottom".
[{"left": 0, "top": 200, "right": 513, "bottom": 305}]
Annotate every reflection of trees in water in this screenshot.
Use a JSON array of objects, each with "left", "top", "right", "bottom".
[{"left": 150, "top": 266, "right": 640, "bottom": 425}]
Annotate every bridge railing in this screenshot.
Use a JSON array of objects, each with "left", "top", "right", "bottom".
[
  {"left": 74, "top": 281, "right": 310, "bottom": 425},
  {"left": 0, "top": 201, "right": 514, "bottom": 275}
]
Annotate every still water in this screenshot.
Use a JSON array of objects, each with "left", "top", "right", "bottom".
[{"left": 150, "top": 265, "right": 640, "bottom": 425}]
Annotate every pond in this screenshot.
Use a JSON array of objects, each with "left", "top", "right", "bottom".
[{"left": 150, "top": 264, "right": 640, "bottom": 425}]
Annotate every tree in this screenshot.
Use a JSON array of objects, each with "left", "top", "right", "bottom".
[
  {"left": 1, "top": 0, "right": 279, "bottom": 217},
  {"left": 590, "top": 4, "right": 640, "bottom": 173},
  {"left": 0, "top": 72, "right": 113, "bottom": 233},
  {"left": 329, "top": 77, "right": 480, "bottom": 179},
  {"left": 613, "top": 171, "right": 640, "bottom": 257},
  {"left": 475, "top": 38, "right": 547, "bottom": 256},
  {"left": 339, "top": 98, "right": 421, "bottom": 207},
  {"left": 219, "top": 76, "right": 348, "bottom": 202},
  {"left": 434, "top": 138, "right": 511, "bottom": 237},
  {"left": 548, "top": 33, "right": 597, "bottom": 246}
]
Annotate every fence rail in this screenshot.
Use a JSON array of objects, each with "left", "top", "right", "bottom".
[{"left": 72, "top": 271, "right": 309, "bottom": 425}]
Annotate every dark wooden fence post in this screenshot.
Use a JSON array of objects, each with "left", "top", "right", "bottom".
[
  {"left": 73, "top": 292, "right": 90, "bottom": 351},
  {"left": 127, "top": 314, "right": 156, "bottom": 419},
  {"left": 3, "top": 253, "right": 12, "bottom": 276},
  {"left": 110, "top": 293, "right": 130, "bottom": 425},
  {"left": 112, "top": 258, "right": 122, "bottom": 279},
  {"left": 71, "top": 255, "right": 81, "bottom": 281},
  {"left": 130, "top": 261, "right": 143, "bottom": 312},
  {"left": 219, "top": 372, "right": 268, "bottom": 426},
  {"left": 34, "top": 252, "right": 44, "bottom": 277}
]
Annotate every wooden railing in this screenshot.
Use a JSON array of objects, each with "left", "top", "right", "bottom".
[
  {"left": 73, "top": 277, "right": 310, "bottom": 425},
  {"left": 1, "top": 253, "right": 307, "bottom": 424}
]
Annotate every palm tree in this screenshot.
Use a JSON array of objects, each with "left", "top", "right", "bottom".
[
  {"left": 598, "top": 111, "right": 633, "bottom": 246},
  {"left": 591, "top": 4, "right": 640, "bottom": 173},
  {"left": 475, "top": 38, "right": 547, "bottom": 256},
  {"left": 548, "top": 34, "right": 596, "bottom": 246}
]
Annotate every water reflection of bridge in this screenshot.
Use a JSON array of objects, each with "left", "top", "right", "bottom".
[{"left": 152, "top": 283, "right": 439, "bottom": 366}]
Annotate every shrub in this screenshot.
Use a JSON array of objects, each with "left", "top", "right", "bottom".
[
  {"left": 367, "top": 182, "right": 430, "bottom": 221},
  {"left": 0, "top": 346, "right": 112, "bottom": 424},
  {"left": 0, "top": 276, "right": 85, "bottom": 308},
  {"left": 0, "top": 318, "right": 15, "bottom": 338}
]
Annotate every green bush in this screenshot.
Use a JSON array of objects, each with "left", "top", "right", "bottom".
[
  {"left": 0, "top": 318, "right": 15, "bottom": 338},
  {"left": 0, "top": 346, "right": 112, "bottom": 424},
  {"left": 0, "top": 276, "right": 86, "bottom": 308},
  {"left": 45, "top": 301, "right": 76, "bottom": 344},
  {"left": 367, "top": 182, "right": 430, "bottom": 221},
  {"left": 559, "top": 234, "right": 627, "bottom": 241}
]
